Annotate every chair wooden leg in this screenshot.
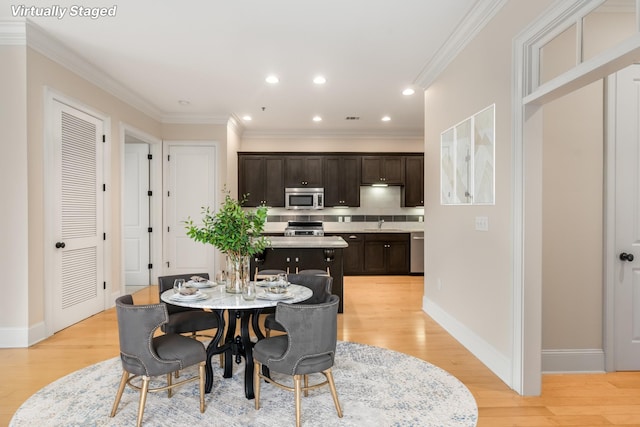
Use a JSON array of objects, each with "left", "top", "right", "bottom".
[
  {"left": 110, "top": 370, "right": 129, "bottom": 417},
  {"left": 136, "top": 376, "right": 150, "bottom": 427},
  {"left": 167, "top": 373, "right": 173, "bottom": 398},
  {"left": 254, "top": 361, "right": 261, "bottom": 410},
  {"left": 304, "top": 375, "right": 309, "bottom": 397},
  {"left": 199, "top": 362, "right": 206, "bottom": 413},
  {"left": 294, "top": 374, "right": 302, "bottom": 427},
  {"left": 324, "top": 369, "right": 343, "bottom": 418}
]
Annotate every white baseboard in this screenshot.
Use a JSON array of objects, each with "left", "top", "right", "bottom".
[
  {"left": 541, "top": 349, "right": 605, "bottom": 373},
  {"left": 0, "top": 321, "right": 47, "bottom": 348},
  {"left": 423, "top": 297, "right": 512, "bottom": 388}
]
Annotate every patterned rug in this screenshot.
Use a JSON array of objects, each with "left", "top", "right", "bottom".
[{"left": 10, "top": 341, "right": 477, "bottom": 426}]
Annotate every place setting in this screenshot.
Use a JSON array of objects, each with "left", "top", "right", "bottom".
[
  {"left": 170, "top": 278, "right": 210, "bottom": 302},
  {"left": 255, "top": 273, "right": 294, "bottom": 300}
]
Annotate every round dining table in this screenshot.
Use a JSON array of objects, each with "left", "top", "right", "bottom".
[{"left": 160, "top": 283, "right": 312, "bottom": 399}]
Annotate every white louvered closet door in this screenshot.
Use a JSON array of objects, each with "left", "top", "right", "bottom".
[{"left": 51, "top": 100, "right": 104, "bottom": 332}]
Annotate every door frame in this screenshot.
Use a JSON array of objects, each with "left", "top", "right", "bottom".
[
  {"left": 43, "top": 87, "right": 111, "bottom": 338},
  {"left": 119, "top": 124, "right": 163, "bottom": 298},
  {"left": 513, "top": 0, "right": 640, "bottom": 394}
]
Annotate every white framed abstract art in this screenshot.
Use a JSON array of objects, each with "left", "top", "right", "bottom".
[{"left": 440, "top": 104, "right": 495, "bottom": 205}]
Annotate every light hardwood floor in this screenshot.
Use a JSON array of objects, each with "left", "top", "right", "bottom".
[{"left": 2, "top": 276, "right": 640, "bottom": 426}]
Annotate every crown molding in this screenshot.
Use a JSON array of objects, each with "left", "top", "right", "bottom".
[
  {"left": 0, "top": 19, "right": 27, "bottom": 45},
  {"left": 241, "top": 128, "right": 423, "bottom": 140},
  {"left": 414, "top": 0, "right": 507, "bottom": 89},
  {"left": 227, "top": 114, "right": 245, "bottom": 136},
  {"left": 23, "top": 20, "right": 164, "bottom": 122}
]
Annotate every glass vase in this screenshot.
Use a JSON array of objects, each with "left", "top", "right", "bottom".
[{"left": 226, "top": 254, "right": 249, "bottom": 294}]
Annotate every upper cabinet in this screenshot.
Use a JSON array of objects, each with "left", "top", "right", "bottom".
[
  {"left": 324, "top": 156, "right": 360, "bottom": 207},
  {"left": 361, "top": 156, "right": 405, "bottom": 185},
  {"left": 284, "top": 156, "right": 324, "bottom": 187},
  {"left": 403, "top": 156, "right": 424, "bottom": 207},
  {"left": 238, "top": 155, "right": 285, "bottom": 207}
]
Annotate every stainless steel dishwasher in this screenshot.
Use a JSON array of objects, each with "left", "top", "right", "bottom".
[{"left": 410, "top": 232, "right": 424, "bottom": 274}]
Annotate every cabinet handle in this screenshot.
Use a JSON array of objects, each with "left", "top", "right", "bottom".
[{"left": 349, "top": 235, "right": 357, "bottom": 239}]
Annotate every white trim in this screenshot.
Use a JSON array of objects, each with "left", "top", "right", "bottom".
[
  {"left": 541, "top": 349, "right": 605, "bottom": 373},
  {"left": 241, "top": 129, "right": 424, "bottom": 140},
  {"left": 414, "top": 0, "right": 508, "bottom": 89},
  {"left": 0, "top": 322, "right": 46, "bottom": 348},
  {"left": 604, "top": 73, "right": 617, "bottom": 372},
  {"left": 0, "top": 19, "right": 26, "bottom": 45},
  {"left": 423, "top": 297, "right": 511, "bottom": 386},
  {"left": 161, "top": 113, "right": 230, "bottom": 125},
  {"left": 119, "top": 124, "right": 164, "bottom": 294}
]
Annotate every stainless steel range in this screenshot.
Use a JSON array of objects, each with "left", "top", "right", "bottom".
[{"left": 284, "top": 221, "right": 324, "bottom": 236}]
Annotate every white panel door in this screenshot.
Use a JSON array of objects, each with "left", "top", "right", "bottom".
[
  {"left": 164, "top": 142, "right": 218, "bottom": 276},
  {"left": 615, "top": 64, "right": 640, "bottom": 369},
  {"left": 51, "top": 100, "right": 104, "bottom": 332},
  {"left": 124, "top": 142, "right": 150, "bottom": 286}
]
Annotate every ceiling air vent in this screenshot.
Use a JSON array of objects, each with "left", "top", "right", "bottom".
[{"left": 345, "top": 116, "right": 360, "bottom": 120}]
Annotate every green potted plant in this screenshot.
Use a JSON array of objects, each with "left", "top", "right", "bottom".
[{"left": 185, "top": 190, "right": 269, "bottom": 293}]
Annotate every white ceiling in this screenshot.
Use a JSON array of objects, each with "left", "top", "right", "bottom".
[{"left": 3, "top": 0, "right": 485, "bottom": 136}]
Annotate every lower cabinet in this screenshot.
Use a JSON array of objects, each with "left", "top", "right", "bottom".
[
  {"left": 363, "top": 234, "right": 409, "bottom": 274},
  {"left": 333, "top": 234, "right": 364, "bottom": 275},
  {"left": 328, "top": 233, "right": 409, "bottom": 275}
]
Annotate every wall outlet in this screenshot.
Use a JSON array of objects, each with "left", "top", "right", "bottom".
[
  {"left": 345, "top": 216, "right": 351, "bottom": 222},
  {"left": 419, "top": 216, "right": 423, "bottom": 222},
  {"left": 338, "top": 216, "right": 343, "bottom": 222},
  {"left": 475, "top": 216, "right": 489, "bottom": 231}
]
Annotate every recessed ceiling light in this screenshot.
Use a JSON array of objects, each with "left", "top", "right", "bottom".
[
  {"left": 312, "top": 116, "right": 322, "bottom": 122},
  {"left": 402, "top": 88, "right": 415, "bottom": 96},
  {"left": 313, "top": 76, "right": 327, "bottom": 85},
  {"left": 381, "top": 116, "right": 391, "bottom": 122},
  {"left": 178, "top": 100, "right": 190, "bottom": 106},
  {"left": 242, "top": 115, "right": 252, "bottom": 121},
  {"left": 265, "top": 75, "right": 279, "bottom": 84}
]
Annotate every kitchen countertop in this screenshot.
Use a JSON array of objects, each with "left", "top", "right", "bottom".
[{"left": 264, "top": 236, "right": 348, "bottom": 248}]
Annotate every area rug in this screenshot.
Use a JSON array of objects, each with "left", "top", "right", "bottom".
[{"left": 10, "top": 341, "right": 477, "bottom": 426}]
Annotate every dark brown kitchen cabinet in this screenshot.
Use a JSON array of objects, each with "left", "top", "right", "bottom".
[
  {"left": 363, "top": 233, "right": 409, "bottom": 274},
  {"left": 324, "top": 156, "right": 360, "bottom": 207},
  {"left": 403, "top": 155, "right": 424, "bottom": 207},
  {"left": 331, "top": 233, "right": 364, "bottom": 274},
  {"left": 361, "top": 156, "right": 405, "bottom": 185},
  {"left": 284, "top": 156, "right": 324, "bottom": 187},
  {"left": 238, "top": 155, "right": 284, "bottom": 207}
]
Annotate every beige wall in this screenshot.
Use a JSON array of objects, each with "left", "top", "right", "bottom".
[
  {"left": 542, "top": 81, "right": 603, "bottom": 350},
  {"left": 0, "top": 46, "right": 29, "bottom": 337},
  {"left": 240, "top": 136, "right": 423, "bottom": 153},
  {"left": 424, "top": 0, "right": 553, "bottom": 369},
  {"left": 25, "top": 46, "right": 162, "bottom": 328}
]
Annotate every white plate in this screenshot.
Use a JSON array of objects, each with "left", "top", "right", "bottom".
[
  {"left": 256, "top": 291, "right": 293, "bottom": 301},
  {"left": 170, "top": 291, "right": 208, "bottom": 301},
  {"left": 188, "top": 279, "right": 215, "bottom": 289}
]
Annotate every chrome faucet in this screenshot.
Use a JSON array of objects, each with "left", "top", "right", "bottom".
[{"left": 378, "top": 219, "right": 384, "bottom": 229}]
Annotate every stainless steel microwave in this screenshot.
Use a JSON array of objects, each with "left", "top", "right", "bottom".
[{"left": 285, "top": 188, "right": 324, "bottom": 210}]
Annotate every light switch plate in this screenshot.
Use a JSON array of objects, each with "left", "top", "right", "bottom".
[{"left": 475, "top": 216, "right": 489, "bottom": 231}]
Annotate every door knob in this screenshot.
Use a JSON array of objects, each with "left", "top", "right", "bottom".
[
  {"left": 620, "top": 252, "right": 634, "bottom": 262},
  {"left": 55, "top": 242, "right": 66, "bottom": 249}
]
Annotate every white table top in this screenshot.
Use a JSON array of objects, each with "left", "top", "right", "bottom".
[{"left": 160, "top": 283, "right": 312, "bottom": 310}]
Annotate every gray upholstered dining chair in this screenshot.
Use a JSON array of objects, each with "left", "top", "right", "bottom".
[
  {"left": 263, "top": 273, "right": 333, "bottom": 337},
  {"left": 157, "top": 273, "right": 219, "bottom": 338},
  {"left": 110, "top": 295, "right": 206, "bottom": 427},
  {"left": 253, "top": 294, "right": 342, "bottom": 427}
]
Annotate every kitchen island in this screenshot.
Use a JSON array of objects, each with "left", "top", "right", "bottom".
[{"left": 251, "top": 236, "right": 347, "bottom": 312}]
